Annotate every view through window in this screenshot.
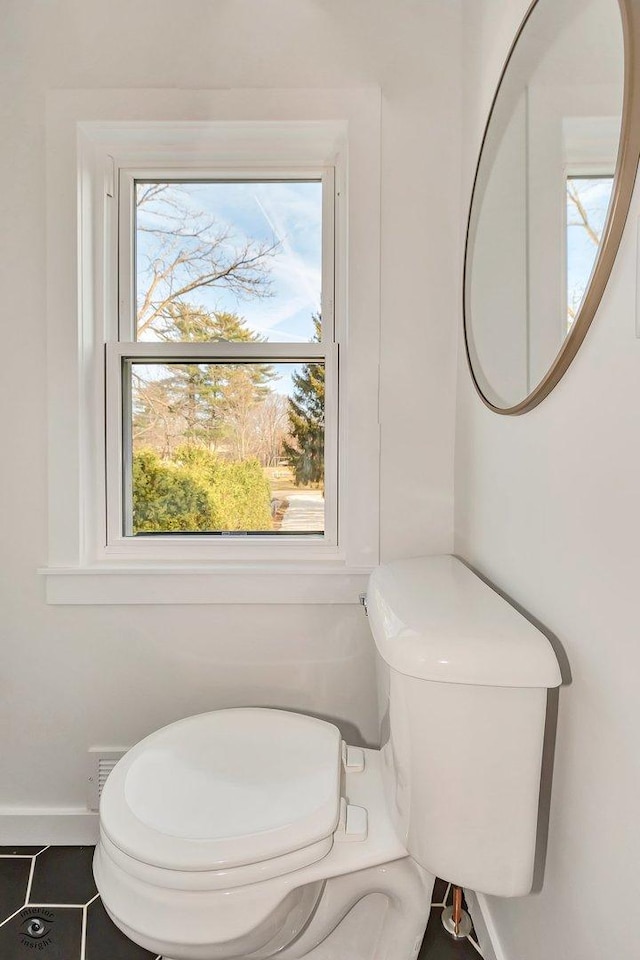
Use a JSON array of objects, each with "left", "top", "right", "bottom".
[
  {"left": 125, "top": 180, "right": 327, "bottom": 536},
  {"left": 566, "top": 175, "right": 614, "bottom": 328}
]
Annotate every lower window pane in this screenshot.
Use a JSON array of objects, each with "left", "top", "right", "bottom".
[{"left": 127, "top": 361, "right": 325, "bottom": 536}]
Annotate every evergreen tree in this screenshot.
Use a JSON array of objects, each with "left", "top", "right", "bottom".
[
  {"left": 132, "top": 304, "right": 274, "bottom": 454},
  {"left": 283, "top": 316, "right": 324, "bottom": 487},
  {"left": 156, "top": 303, "right": 262, "bottom": 345}
]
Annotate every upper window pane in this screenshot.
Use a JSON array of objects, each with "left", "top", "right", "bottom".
[{"left": 134, "top": 180, "right": 323, "bottom": 343}]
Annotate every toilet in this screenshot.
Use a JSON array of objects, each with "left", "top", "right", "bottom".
[{"left": 94, "top": 556, "right": 562, "bottom": 960}]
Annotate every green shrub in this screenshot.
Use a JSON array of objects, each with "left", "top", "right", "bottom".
[
  {"left": 133, "top": 447, "right": 273, "bottom": 534},
  {"left": 220, "top": 459, "right": 274, "bottom": 531},
  {"left": 132, "top": 450, "right": 213, "bottom": 533}
]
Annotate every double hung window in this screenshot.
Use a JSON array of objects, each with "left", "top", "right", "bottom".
[
  {"left": 43, "top": 93, "right": 381, "bottom": 602},
  {"left": 107, "top": 169, "right": 337, "bottom": 556}
]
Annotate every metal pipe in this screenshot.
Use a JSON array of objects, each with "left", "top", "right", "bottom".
[
  {"left": 452, "top": 886, "right": 463, "bottom": 934},
  {"left": 441, "top": 883, "right": 472, "bottom": 940}
]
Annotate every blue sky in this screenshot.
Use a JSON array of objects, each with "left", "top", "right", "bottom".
[{"left": 136, "top": 179, "right": 323, "bottom": 344}]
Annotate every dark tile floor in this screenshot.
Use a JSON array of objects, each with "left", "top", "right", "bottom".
[
  {"left": 0, "top": 846, "right": 159, "bottom": 960},
  {"left": 0, "top": 846, "right": 482, "bottom": 959}
]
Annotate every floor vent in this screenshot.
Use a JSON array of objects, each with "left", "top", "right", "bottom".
[{"left": 87, "top": 748, "right": 127, "bottom": 811}]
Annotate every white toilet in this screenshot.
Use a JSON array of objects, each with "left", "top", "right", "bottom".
[{"left": 94, "top": 556, "right": 561, "bottom": 960}]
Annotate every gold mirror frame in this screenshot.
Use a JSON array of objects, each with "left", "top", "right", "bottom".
[{"left": 463, "top": 0, "right": 640, "bottom": 415}]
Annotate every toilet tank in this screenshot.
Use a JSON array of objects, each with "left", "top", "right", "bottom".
[{"left": 366, "top": 556, "right": 561, "bottom": 898}]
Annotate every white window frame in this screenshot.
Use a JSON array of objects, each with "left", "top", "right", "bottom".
[
  {"left": 107, "top": 166, "right": 338, "bottom": 559},
  {"left": 41, "top": 89, "right": 381, "bottom": 603}
]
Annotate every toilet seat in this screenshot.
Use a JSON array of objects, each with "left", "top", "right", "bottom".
[
  {"left": 100, "top": 708, "right": 344, "bottom": 875},
  {"left": 94, "top": 740, "right": 426, "bottom": 960}
]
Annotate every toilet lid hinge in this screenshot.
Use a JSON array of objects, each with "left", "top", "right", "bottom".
[
  {"left": 341, "top": 742, "right": 365, "bottom": 773},
  {"left": 335, "top": 798, "right": 368, "bottom": 842}
]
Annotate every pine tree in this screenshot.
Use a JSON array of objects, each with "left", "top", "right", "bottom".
[
  {"left": 132, "top": 304, "right": 274, "bottom": 454},
  {"left": 283, "top": 316, "right": 324, "bottom": 487}
]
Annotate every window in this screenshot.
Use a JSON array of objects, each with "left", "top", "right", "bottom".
[
  {"left": 108, "top": 173, "right": 337, "bottom": 548},
  {"left": 43, "top": 91, "right": 381, "bottom": 602},
  {"left": 565, "top": 174, "right": 614, "bottom": 328}
]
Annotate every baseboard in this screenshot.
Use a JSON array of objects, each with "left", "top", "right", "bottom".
[
  {"left": 464, "top": 889, "right": 508, "bottom": 960},
  {"left": 0, "top": 809, "right": 99, "bottom": 845}
]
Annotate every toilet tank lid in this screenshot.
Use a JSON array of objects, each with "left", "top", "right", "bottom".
[{"left": 367, "top": 556, "right": 562, "bottom": 688}]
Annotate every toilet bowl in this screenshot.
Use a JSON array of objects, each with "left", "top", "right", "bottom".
[
  {"left": 94, "top": 556, "right": 562, "bottom": 960},
  {"left": 95, "top": 708, "right": 433, "bottom": 960}
]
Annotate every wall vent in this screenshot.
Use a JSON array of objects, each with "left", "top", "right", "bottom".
[{"left": 86, "top": 748, "right": 128, "bottom": 811}]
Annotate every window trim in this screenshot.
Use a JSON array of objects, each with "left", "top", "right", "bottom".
[{"left": 41, "top": 89, "right": 381, "bottom": 603}]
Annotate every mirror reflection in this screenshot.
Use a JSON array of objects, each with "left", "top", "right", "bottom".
[{"left": 466, "top": 0, "right": 624, "bottom": 410}]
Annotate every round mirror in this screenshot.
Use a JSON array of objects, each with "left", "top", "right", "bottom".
[{"left": 464, "top": 0, "right": 640, "bottom": 414}]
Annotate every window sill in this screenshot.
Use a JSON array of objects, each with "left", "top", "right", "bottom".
[{"left": 38, "top": 564, "right": 373, "bottom": 605}]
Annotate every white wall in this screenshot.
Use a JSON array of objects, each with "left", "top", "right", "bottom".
[
  {"left": 457, "top": 1, "right": 640, "bottom": 957},
  {"left": 0, "top": 0, "right": 461, "bottom": 822}
]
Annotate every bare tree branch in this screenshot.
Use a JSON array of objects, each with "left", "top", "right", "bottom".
[
  {"left": 567, "top": 181, "right": 602, "bottom": 247},
  {"left": 135, "top": 183, "right": 279, "bottom": 337}
]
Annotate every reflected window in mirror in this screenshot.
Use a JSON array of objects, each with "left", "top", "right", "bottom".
[
  {"left": 463, "top": 0, "right": 640, "bottom": 414},
  {"left": 566, "top": 174, "right": 614, "bottom": 329}
]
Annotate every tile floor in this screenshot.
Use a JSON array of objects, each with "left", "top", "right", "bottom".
[{"left": 0, "top": 846, "right": 482, "bottom": 959}]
